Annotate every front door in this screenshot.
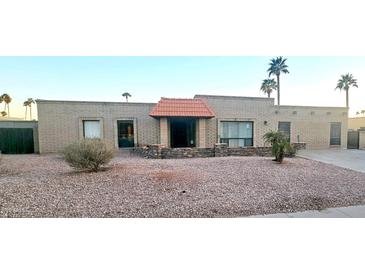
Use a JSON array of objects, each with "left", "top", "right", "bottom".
[
  {"left": 117, "top": 120, "right": 134, "bottom": 148},
  {"left": 170, "top": 118, "right": 196, "bottom": 148}
]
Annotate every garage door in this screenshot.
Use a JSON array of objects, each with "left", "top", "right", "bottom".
[{"left": 0, "top": 128, "right": 34, "bottom": 154}]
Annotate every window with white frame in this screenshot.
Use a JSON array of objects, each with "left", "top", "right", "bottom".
[
  {"left": 83, "top": 120, "right": 101, "bottom": 139},
  {"left": 220, "top": 121, "right": 253, "bottom": 147}
]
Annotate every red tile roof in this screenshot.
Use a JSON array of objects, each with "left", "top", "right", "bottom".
[{"left": 149, "top": 98, "right": 215, "bottom": 118}]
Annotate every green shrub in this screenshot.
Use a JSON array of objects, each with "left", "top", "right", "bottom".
[
  {"left": 63, "top": 139, "right": 113, "bottom": 172},
  {"left": 263, "top": 130, "right": 294, "bottom": 163}
]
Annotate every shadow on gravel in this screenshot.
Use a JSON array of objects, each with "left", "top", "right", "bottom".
[{"left": 62, "top": 166, "right": 112, "bottom": 175}]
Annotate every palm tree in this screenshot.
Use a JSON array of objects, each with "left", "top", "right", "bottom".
[
  {"left": 335, "top": 73, "right": 358, "bottom": 109},
  {"left": 122, "top": 92, "right": 131, "bottom": 102},
  {"left": 23, "top": 100, "right": 28, "bottom": 120},
  {"left": 0, "top": 95, "right": 3, "bottom": 113},
  {"left": 267, "top": 57, "right": 289, "bottom": 106},
  {"left": 356, "top": 111, "right": 360, "bottom": 116},
  {"left": 0, "top": 94, "right": 4, "bottom": 111},
  {"left": 1, "top": 93, "right": 12, "bottom": 117},
  {"left": 23, "top": 98, "right": 35, "bottom": 120},
  {"left": 260, "top": 78, "right": 277, "bottom": 98},
  {"left": 361, "top": 110, "right": 365, "bottom": 117}
]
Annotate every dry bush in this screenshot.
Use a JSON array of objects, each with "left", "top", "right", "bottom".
[{"left": 63, "top": 139, "right": 113, "bottom": 172}]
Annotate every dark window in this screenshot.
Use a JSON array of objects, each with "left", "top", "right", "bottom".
[
  {"left": 117, "top": 120, "right": 134, "bottom": 148},
  {"left": 220, "top": 121, "right": 253, "bottom": 147},
  {"left": 278, "top": 122, "right": 291, "bottom": 142},
  {"left": 330, "top": 122, "right": 341, "bottom": 145}
]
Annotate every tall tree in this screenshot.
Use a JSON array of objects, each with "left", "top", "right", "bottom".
[
  {"left": 0, "top": 94, "right": 4, "bottom": 111},
  {"left": 260, "top": 78, "right": 277, "bottom": 98},
  {"left": 267, "top": 57, "right": 289, "bottom": 106},
  {"left": 122, "top": 92, "right": 131, "bottom": 102},
  {"left": 27, "top": 98, "right": 35, "bottom": 120},
  {"left": 335, "top": 73, "right": 358, "bottom": 109},
  {"left": 23, "top": 100, "right": 28, "bottom": 120},
  {"left": 361, "top": 110, "right": 365, "bottom": 116},
  {"left": 23, "top": 98, "right": 35, "bottom": 120},
  {"left": 1, "top": 93, "right": 12, "bottom": 117},
  {"left": 0, "top": 95, "right": 3, "bottom": 114}
]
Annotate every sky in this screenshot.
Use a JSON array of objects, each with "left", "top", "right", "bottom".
[{"left": 0, "top": 56, "right": 364, "bottom": 119}]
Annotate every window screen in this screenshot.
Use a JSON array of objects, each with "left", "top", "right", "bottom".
[
  {"left": 220, "top": 121, "right": 253, "bottom": 147},
  {"left": 330, "top": 122, "right": 341, "bottom": 145},
  {"left": 83, "top": 120, "right": 101, "bottom": 139},
  {"left": 278, "top": 122, "right": 291, "bottom": 141}
]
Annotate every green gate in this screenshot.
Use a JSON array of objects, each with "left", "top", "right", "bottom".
[
  {"left": 0, "top": 128, "right": 34, "bottom": 154},
  {"left": 347, "top": 130, "right": 359, "bottom": 149}
]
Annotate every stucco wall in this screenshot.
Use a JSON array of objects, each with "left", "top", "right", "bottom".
[
  {"left": 348, "top": 117, "right": 365, "bottom": 130},
  {"left": 37, "top": 100, "right": 159, "bottom": 153},
  {"left": 195, "top": 95, "right": 348, "bottom": 150}
]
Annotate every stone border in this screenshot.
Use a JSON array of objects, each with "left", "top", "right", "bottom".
[{"left": 133, "top": 142, "right": 306, "bottom": 159}]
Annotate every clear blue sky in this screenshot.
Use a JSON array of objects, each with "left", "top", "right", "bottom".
[{"left": 0, "top": 56, "right": 364, "bottom": 118}]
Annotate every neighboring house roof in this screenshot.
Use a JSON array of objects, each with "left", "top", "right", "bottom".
[{"left": 149, "top": 98, "right": 215, "bottom": 118}]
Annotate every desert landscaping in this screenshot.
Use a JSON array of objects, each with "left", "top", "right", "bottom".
[{"left": 1, "top": 153, "right": 365, "bottom": 218}]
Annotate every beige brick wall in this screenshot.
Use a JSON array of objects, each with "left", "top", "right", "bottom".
[
  {"left": 37, "top": 100, "right": 159, "bottom": 153},
  {"left": 195, "top": 95, "right": 348, "bottom": 150},
  {"left": 37, "top": 96, "right": 349, "bottom": 153}
]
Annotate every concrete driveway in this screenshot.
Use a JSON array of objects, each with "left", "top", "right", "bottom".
[
  {"left": 298, "top": 149, "right": 365, "bottom": 173},
  {"left": 251, "top": 204, "right": 365, "bottom": 218}
]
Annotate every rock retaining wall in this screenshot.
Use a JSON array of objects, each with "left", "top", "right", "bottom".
[{"left": 132, "top": 142, "right": 306, "bottom": 159}]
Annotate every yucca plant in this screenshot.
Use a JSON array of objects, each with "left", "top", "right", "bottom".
[{"left": 263, "top": 130, "right": 293, "bottom": 163}]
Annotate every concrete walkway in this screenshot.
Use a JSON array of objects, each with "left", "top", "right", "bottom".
[
  {"left": 298, "top": 149, "right": 365, "bottom": 173},
  {"left": 251, "top": 205, "right": 365, "bottom": 218}
]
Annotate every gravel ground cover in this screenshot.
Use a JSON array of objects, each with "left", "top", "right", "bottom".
[{"left": 1, "top": 154, "right": 365, "bottom": 217}]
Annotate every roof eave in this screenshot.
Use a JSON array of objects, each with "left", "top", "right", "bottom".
[{"left": 149, "top": 114, "right": 215, "bottom": 118}]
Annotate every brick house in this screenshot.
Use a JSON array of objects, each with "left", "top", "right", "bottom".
[{"left": 36, "top": 94, "right": 348, "bottom": 154}]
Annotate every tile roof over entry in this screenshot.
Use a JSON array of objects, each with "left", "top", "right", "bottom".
[{"left": 149, "top": 98, "right": 215, "bottom": 118}]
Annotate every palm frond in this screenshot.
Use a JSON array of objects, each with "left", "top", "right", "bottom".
[
  {"left": 267, "top": 56, "right": 289, "bottom": 76},
  {"left": 335, "top": 73, "right": 358, "bottom": 90}
]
